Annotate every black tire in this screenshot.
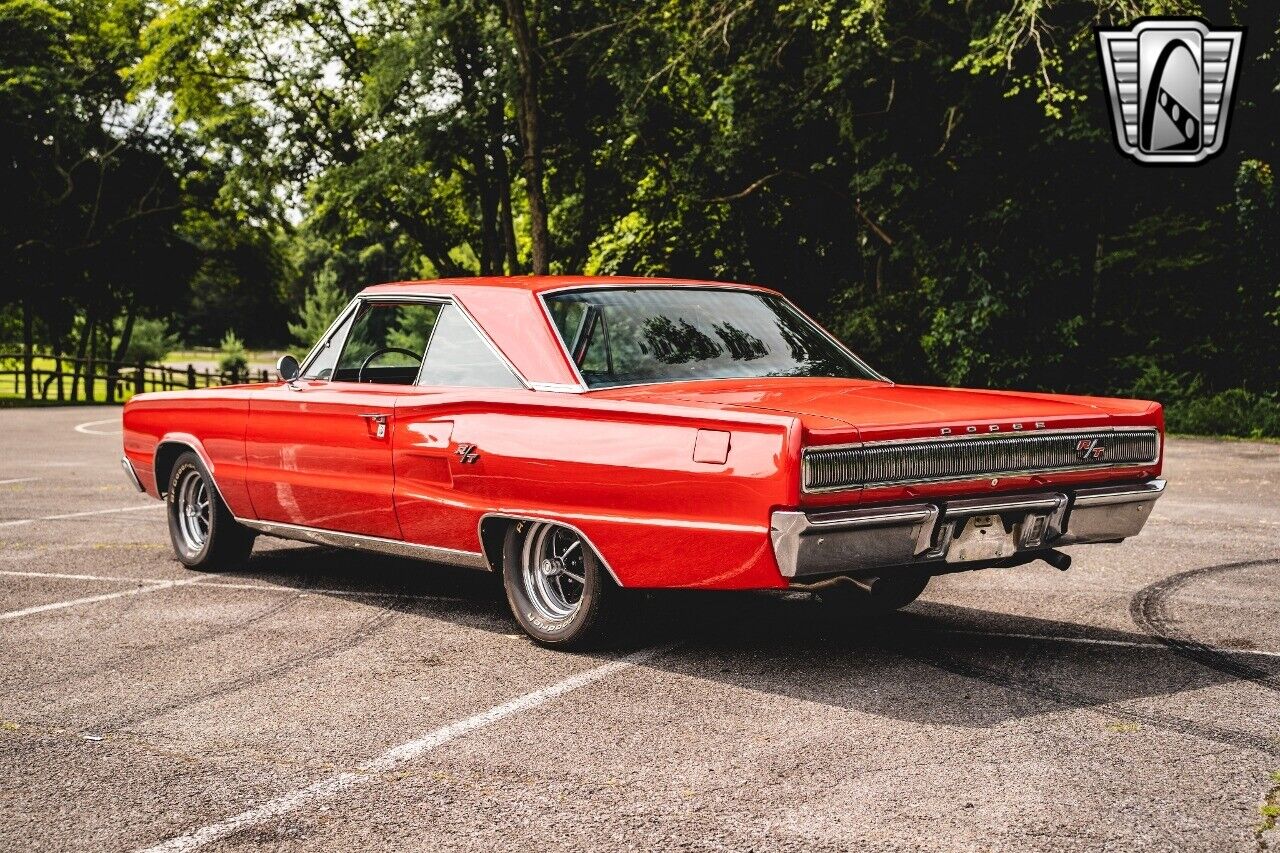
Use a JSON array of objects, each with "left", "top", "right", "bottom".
[
  {"left": 165, "top": 451, "right": 255, "bottom": 571},
  {"left": 501, "top": 520, "right": 622, "bottom": 648},
  {"left": 820, "top": 573, "right": 930, "bottom": 613}
]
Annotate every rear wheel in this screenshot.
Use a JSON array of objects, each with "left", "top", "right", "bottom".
[
  {"left": 166, "top": 451, "right": 255, "bottom": 571},
  {"left": 502, "top": 520, "right": 621, "bottom": 647},
  {"left": 820, "top": 573, "right": 929, "bottom": 613}
]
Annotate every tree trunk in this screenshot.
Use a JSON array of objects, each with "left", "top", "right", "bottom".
[
  {"left": 84, "top": 320, "right": 98, "bottom": 403},
  {"left": 503, "top": 0, "right": 550, "bottom": 274},
  {"left": 108, "top": 306, "right": 136, "bottom": 403},
  {"left": 497, "top": 141, "right": 520, "bottom": 274},
  {"left": 21, "top": 298, "right": 33, "bottom": 400},
  {"left": 54, "top": 335, "right": 64, "bottom": 401},
  {"left": 476, "top": 163, "right": 500, "bottom": 276},
  {"left": 70, "top": 314, "right": 94, "bottom": 402},
  {"left": 1090, "top": 231, "right": 1104, "bottom": 325},
  {"left": 450, "top": 34, "right": 500, "bottom": 277},
  {"left": 491, "top": 94, "right": 520, "bottom": 275},
  {"left": 466, "top": 128, "right": 500, "bottom": 276}
]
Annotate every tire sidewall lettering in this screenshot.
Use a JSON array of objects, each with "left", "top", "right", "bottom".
[
  {"left": 168, "top": 459, "right": 210, "bottom": 562},
  {"left": 524, "top": 609, "right": 572, "bottom": 634}
]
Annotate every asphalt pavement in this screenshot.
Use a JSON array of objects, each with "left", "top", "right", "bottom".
[{"left": 0, "top": 406, "right": 1277, "bottom": 852}]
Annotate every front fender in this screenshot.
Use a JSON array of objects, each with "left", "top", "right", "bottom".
[{"left": 123, "top": 394, "right": 254, "bottom": 517}]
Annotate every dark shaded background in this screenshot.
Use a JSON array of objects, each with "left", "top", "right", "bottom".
[{"left": 2, "top": 0, "right": 1276, "bottom": 431}]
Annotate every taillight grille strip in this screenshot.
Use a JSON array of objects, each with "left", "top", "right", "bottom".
[{"left": 802, "top": 429, "right": 1159, "bottom": 492}]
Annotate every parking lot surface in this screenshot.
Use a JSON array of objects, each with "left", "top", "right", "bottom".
[{"left": 1, "top": 406, "right": 1277, "bottom": 852}]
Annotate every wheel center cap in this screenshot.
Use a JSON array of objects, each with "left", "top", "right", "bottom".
[{"left": 540, "top": 558, "right": 562, "bottom": 577}]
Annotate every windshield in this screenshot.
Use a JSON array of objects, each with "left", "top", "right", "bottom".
[{"left": 544, "top": 288, "right": 879, "bottom": 389}]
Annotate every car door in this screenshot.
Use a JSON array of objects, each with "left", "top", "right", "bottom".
[
  {"left": 245, "top": 297, "right": 444, "bottom": 539},
  {"left": 393, "top": 300, "right": 529, "bottom": 553}
]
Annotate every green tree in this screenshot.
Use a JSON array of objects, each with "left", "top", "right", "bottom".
[
  {"left": 2, "top": 0, "right": 218, "bottom": 397},
  {"left": 3, "top": 0, "right": 1275, "bottom": 432},
  {"left": 218, "top": 329, "right": 248, "bottom": 375},
  {"left": 288, "top": 269, "right": 350, "bottom": 349},
  {"left": 133, "top": 0, "right": 524, "bottom": 279},
  {"left": 120, "top": 317, "right": 180, "bottom": 364}
]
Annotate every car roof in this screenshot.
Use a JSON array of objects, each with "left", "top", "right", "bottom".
[
  {"left": 359, "top": 275, "right": 780, "bottom": 297},
  {"left": 351, "top": 275, "right": 787, "bottom": 389}
]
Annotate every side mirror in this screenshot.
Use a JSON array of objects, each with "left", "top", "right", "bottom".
[{"left": 276, "top": 354, "right": 300, "bottom": 382}]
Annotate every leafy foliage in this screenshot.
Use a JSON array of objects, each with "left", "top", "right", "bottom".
[
  {"left": 2, "top": 0, "right": 1277, "bottom": 433},
  {"left": 120, "top": 317, "right": 181, "bottom": 363},
  {"left": 217, "top": 329, "right": 248, "bottom": 374},
  {"left": 287, "top": 269, "right": 349, "bottom": 350}
]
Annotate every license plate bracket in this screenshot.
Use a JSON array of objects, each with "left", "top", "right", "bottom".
[{"left": 945, "top": 514, "right": 1017, "bottom": 563}]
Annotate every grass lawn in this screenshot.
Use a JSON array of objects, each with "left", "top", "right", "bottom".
[
  {"left": 162, "top": 348, "right": 283, "bottom": 370},
  {"left": 0, "top": 349, "right": 278, "bottom": 405},
  {"left": 0, "top": 355, "right": 136, "bottom": 404}
]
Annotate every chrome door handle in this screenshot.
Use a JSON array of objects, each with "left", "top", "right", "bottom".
[{"left": 360, "top": 412, "right": 389, "bottom": 438}]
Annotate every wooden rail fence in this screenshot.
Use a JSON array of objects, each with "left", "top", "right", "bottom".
[{"left": 0, "top": 352, "right": 271, "bottom": 403}]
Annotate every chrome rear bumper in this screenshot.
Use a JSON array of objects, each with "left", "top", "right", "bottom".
[
  {"left": 121, "top": 456, "right": 145, "bottom": 492},
  {"left": 770, "top": 479, "right": 1165, "bottom": 578}
]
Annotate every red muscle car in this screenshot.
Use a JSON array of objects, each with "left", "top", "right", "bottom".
[{"left": 122, "top": 277, "right": 1165, "bottom": 646}]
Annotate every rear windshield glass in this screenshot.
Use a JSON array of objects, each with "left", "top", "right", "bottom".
[{"left": 544, "top": 288, "right": 877, "bottom": 389}]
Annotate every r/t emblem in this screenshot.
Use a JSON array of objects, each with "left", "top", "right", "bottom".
[{"left": 454, "top": 444, "right": 480, "bottom": 464}]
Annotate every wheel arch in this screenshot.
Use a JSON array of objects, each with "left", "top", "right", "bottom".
[
  {"left": 153, "top": 436, "right": 226, "bottom": 507},
  {"left": 476, "top": 513, "right": 623, "bottom": 586}
]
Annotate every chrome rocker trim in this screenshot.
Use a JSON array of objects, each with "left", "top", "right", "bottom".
[
  {"left": 238, "top": 518, "right": 489, "bottom": 570},
  {"left": 770, "top": 478, "right": 1166, "bottom": 579},
  {"left": 121, "top": 456, "right": 145, "bottom": 492}
]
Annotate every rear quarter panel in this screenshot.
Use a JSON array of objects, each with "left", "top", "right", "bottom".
[{"left": 394, "top": 391, "right": 798, "bottom": 589}]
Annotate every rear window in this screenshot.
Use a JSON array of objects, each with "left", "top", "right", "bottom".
[{"left": 544, "top": 288, "right": 877, "bottom": 389}]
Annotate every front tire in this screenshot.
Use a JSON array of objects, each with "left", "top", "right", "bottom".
[
  {"left": 502, "top": 520, "right": 620, "bottom": 647},
  {"left": 166, "top": 451, "right": 255, "bottom": 571}
]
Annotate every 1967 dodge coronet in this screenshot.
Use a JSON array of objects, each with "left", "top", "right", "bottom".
[{"left": 122, "top": 276, "right": 1165, "bottom": 646}]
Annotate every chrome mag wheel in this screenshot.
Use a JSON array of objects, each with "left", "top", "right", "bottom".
[
  {"left": 174, "top": 467, "right": 212, "bottom": 553},
  {"left": 520, "top": 522, "right": 587, "bottom": 621},
  {"left": 166, "top": 451, "right": 255, "bottom": 572}
]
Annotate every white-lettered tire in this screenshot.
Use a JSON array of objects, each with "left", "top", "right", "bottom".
[
  {"left": 502, "top": 520, "right": 622, "bottom": 647},
  {"left": 166, "top": 451, "right": 255, "bottom": 571}
]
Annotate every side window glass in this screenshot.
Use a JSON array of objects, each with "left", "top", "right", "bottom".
[
  {"left": 547, "top": 299, "right": 585, "bottom": 344},
  {"left": 418, "top": 304, "right": 522, "bottom": 388},
  {"left": 547, "top": 299, "right": 608, "bottom": 373},
  {"left": 302, "top": 309, "right": 355, "bottom": 380},
  {"left": 333, "top": 301, "right": 441, "bottom": 384},
  {"left": 579, "top": 310, "right": 610, "bottom": 373}
]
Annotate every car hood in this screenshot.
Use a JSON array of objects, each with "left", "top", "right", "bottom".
[{"left": 592, "top": 378, "right": 1158, "bottom": 438}]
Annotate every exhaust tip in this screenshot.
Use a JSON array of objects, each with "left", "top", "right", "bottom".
[{"left": 1043, "top": 549, "right": 1072, "bottom": 571}]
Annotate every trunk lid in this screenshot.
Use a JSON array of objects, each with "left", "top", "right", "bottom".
[
  {"left": 594, "top": 379, "right": 1163, "bottom": 505},
  {"left": 593, "top": 378, "right": 1155, "bottom": 439}
]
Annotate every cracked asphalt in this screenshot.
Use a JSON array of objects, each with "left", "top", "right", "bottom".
[{"left": 0, "top": 406, "right": 1277, "bottom": 852}]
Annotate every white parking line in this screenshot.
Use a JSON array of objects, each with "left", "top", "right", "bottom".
[
  {"left": 73, "top": 418, "right": 121, "bottom": 435},
  {"left": 929, "top": 627, "right": 1280, "bottom": 658},
  {"left": 0, "top": 577, "right": 201, "bottom": 622},
  {"left": 0, "top": 503, "right": 165, "bottom": 528},
  {"left": 0, "top": 477, "right": 39, "bottom": 486},
  {"left": 0, "top": 570, "right": 463, "bottom": 603},
  {"left": 137, "top": 645, "right": 668, "bottom": 853}
]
